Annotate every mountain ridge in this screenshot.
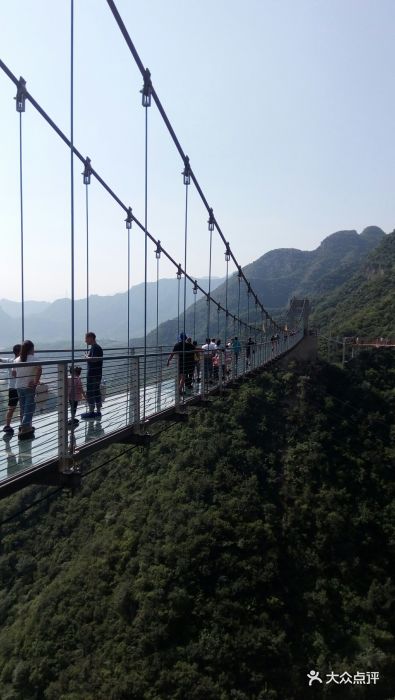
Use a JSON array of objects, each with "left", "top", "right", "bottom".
[
  {"left": 0, "top": 226, "right": 386, "bottom": 348},
  {"left": 139, "top": 226, "right": 386, "bottom": 346}
]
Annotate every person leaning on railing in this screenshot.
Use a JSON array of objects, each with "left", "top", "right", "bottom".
[{"left": 14, "top": 340, "right": 42, "bottom": 438}]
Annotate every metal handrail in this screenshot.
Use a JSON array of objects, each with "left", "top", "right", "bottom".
[{"left": 0, "top": 331, "right": 304, "bottom": 496}]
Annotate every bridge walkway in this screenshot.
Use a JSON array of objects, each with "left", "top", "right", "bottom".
[{"left": 0, "top": 333, "right": 303, "bottom": 499}]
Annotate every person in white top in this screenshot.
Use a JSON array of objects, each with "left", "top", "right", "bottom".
[
  {"left": 14, "top": 340, "right": 42, "bottom": 436},
  {"left": 0, "top": 343, "right": 21, "bottom": 435},
  {"left": 201, "top": 337, "right": 217, "bottom": 382}
]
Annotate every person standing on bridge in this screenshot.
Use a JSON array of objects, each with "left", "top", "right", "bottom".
[
  {"left": 81, "top": 332, "right": 103, "bottom": 420},
  {"left": 167, "top": 332, "right": 195, "bottom": 394},
  {"left": 231, "top": 336, "right": 241, "bottom": 375},
  {"left": 1, "top": 343, "right": 21, "bottom": 436},
  {"left": 15, "top": 340, "right": 42, "bottom": 438},
  {"left": 68, "top": 366, "right": 86, "bottom": 427}
]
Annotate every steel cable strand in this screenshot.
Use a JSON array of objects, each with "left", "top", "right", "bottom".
[
  {"left": 143, "top": 103, "right": 149, "bottom": 421},
  {"left": 68, "top": 0, "right": 77, "bottom": 457},
  {"left": 0, "top": 57, "right": 282, "bottom": 339},
  {"left": 182, "top": 162, "right": 190, "bottom": 403},
  {"left": 105, "top": 0, "right": 280, "bottom": 332},
  {"left": 207, "top": 228, "right": 212, "bottom": 339},
  {"left": 85, "top": 183, "right": 90, "bottom": 333},
  {"left": 18, "top": 110, "right": 25, "bottom": 343}
]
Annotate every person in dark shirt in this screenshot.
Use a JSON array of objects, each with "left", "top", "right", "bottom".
[
  {"left": 81, "top": 332, "right": 103, "bottom": 419},
  {"left": 167, "top": 332, "right": 195, "bottom": 393}
]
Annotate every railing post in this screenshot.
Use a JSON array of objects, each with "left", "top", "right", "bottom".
[
  {"left": 57, "top": 362, "right": 69, "bottom": 471},
  {"left": 175, "top": 354, "right": 180, "bottom": 409},
  {"left": 218, "top": 350, "right": 223, "bottom": 392},
  {"left": 232, "top": 351, "right": 236, "bottom": 379},
  {"left": 127, "top": 352, "right": 134, "bottom": 426},
  {"left": 157, "top": 346, "right": 163, "bottom": 412},
  {"left": 131, "top": 356, "right": 140, "bottom": 430},
  {"left": 200, "top": 350, "right": 206, "bottom": 399}
]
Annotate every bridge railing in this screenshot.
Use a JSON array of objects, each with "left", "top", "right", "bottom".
[{"left": 0, "top": 330, "right": 303, "bottom": 492}]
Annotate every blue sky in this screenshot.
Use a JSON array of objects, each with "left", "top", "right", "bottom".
[{"left": 1, "top": 0, "right": 394, "bottom": 301}]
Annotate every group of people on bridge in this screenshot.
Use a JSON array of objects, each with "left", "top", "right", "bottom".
[
  {"left": 0, "top": 328, "right": 293, "bottom": 440},
  {"left": 167, "top": 333, "right": 258, "bottom": 394},
  {"left": 1, "top": 332, "right": 103, "bottom": 440}
]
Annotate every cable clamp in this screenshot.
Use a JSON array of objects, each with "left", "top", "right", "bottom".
[
  {"left": 141, "top": 68, "right": 152, "bottom": 107},
  {"left": 125, "top": 207, "right": 133, "bottom": 229},
  {"left": 208, "top": 208, "right": 215, "bottom": 231},
  {"left": 82, "top": 157, "right": 92, "bottom": 185},
  {"left": 15, "top": 76, "right": 27, "bottom": 112},
  {"left": 182, "top": 156, "right": 191, "bottom": 185}
]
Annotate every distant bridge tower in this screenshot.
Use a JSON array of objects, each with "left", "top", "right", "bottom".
[{"left": 289, "top": 298, "right": 310, "bottom": 335}]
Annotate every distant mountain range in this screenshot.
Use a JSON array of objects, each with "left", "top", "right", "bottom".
[
  {"left": 0, "top": 226, "right": 388, "bottom": 349},
  {"left": 0, "top": 277, "right": 224, "bottom": 350}
]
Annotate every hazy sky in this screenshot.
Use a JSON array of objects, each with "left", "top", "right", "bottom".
[{"left": 1, "top": 0, "right": 394, "bottom": 302}]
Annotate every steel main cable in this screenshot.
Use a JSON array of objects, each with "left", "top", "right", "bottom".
[
  {"left": 0, "top": 58, "right": 275, "bottom": 339},
  {"left": 105, "top": 0, "right": 279, "bottom": 332}
]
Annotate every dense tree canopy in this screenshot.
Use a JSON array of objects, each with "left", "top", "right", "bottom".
[{"left": 0, "top": 349, "right": 394, "bottom": 699}]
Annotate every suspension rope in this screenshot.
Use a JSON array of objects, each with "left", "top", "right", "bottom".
[
  {"left": 143, "top": 97, "right": 149, "bottom": 420},
  {"left": 105, "top": 0, "right": 280, "bottom": 332},
  {"left": 183, "top": 160, "right": 189, "bottom": 338},
  {"left": 0, "top": 58, "right": 291, "bottom": 339},
  {"left": 156, "top": 251, "right": 160, "bottom": 348},
  {"left": 207, "top": 227, "right": 212, "bottom": 339},
  {"left": 85, "top": 183, "right": 89, "bottom": 332},
  {"left": 127, "top": 226, "right": 131, "bottom": 347},
  {"left": 193, "top": 283, "right": 197, "bottom": 341},
  {"left": 177, "top": 267, "right": 181, "bottom": 336},
  {"left": 124, "top": 208, "right": 133, "bottom": 422},
  {"left": 237, "top": 269, "right": 241, "bottom": 337},
  {"left": 181, "top": 159, "right": 190, "bottom": 400},
  {"left": 1, "top": 58, "right": 258, "bottom": 333},
  {"left": 18, "top": 109, "right": 25, "bottom": 342},
  {"left": 225, "top": 243, "right": 230, "bottom": 344},
  {"left": 69, "top": 0, "right": 76, "bottom": 448}
]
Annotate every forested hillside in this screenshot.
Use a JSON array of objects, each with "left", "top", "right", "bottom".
[
  {"left": 312, "top": 230, "right": 395, "bottom": 337},
  {"left": 0, "top": 350, "right": 394, "bottom": 699},
  {"left": 142, "top": 227, "right": 385, "bottom": 347}
]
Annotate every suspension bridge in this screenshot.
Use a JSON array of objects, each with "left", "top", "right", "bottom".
[{"left": 0, "top": 1, "right": 310, "bottom": 501}]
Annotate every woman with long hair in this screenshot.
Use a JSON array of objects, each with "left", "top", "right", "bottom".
[{"left": 15, "top": 340, "right": 42, "bottom": 437}]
